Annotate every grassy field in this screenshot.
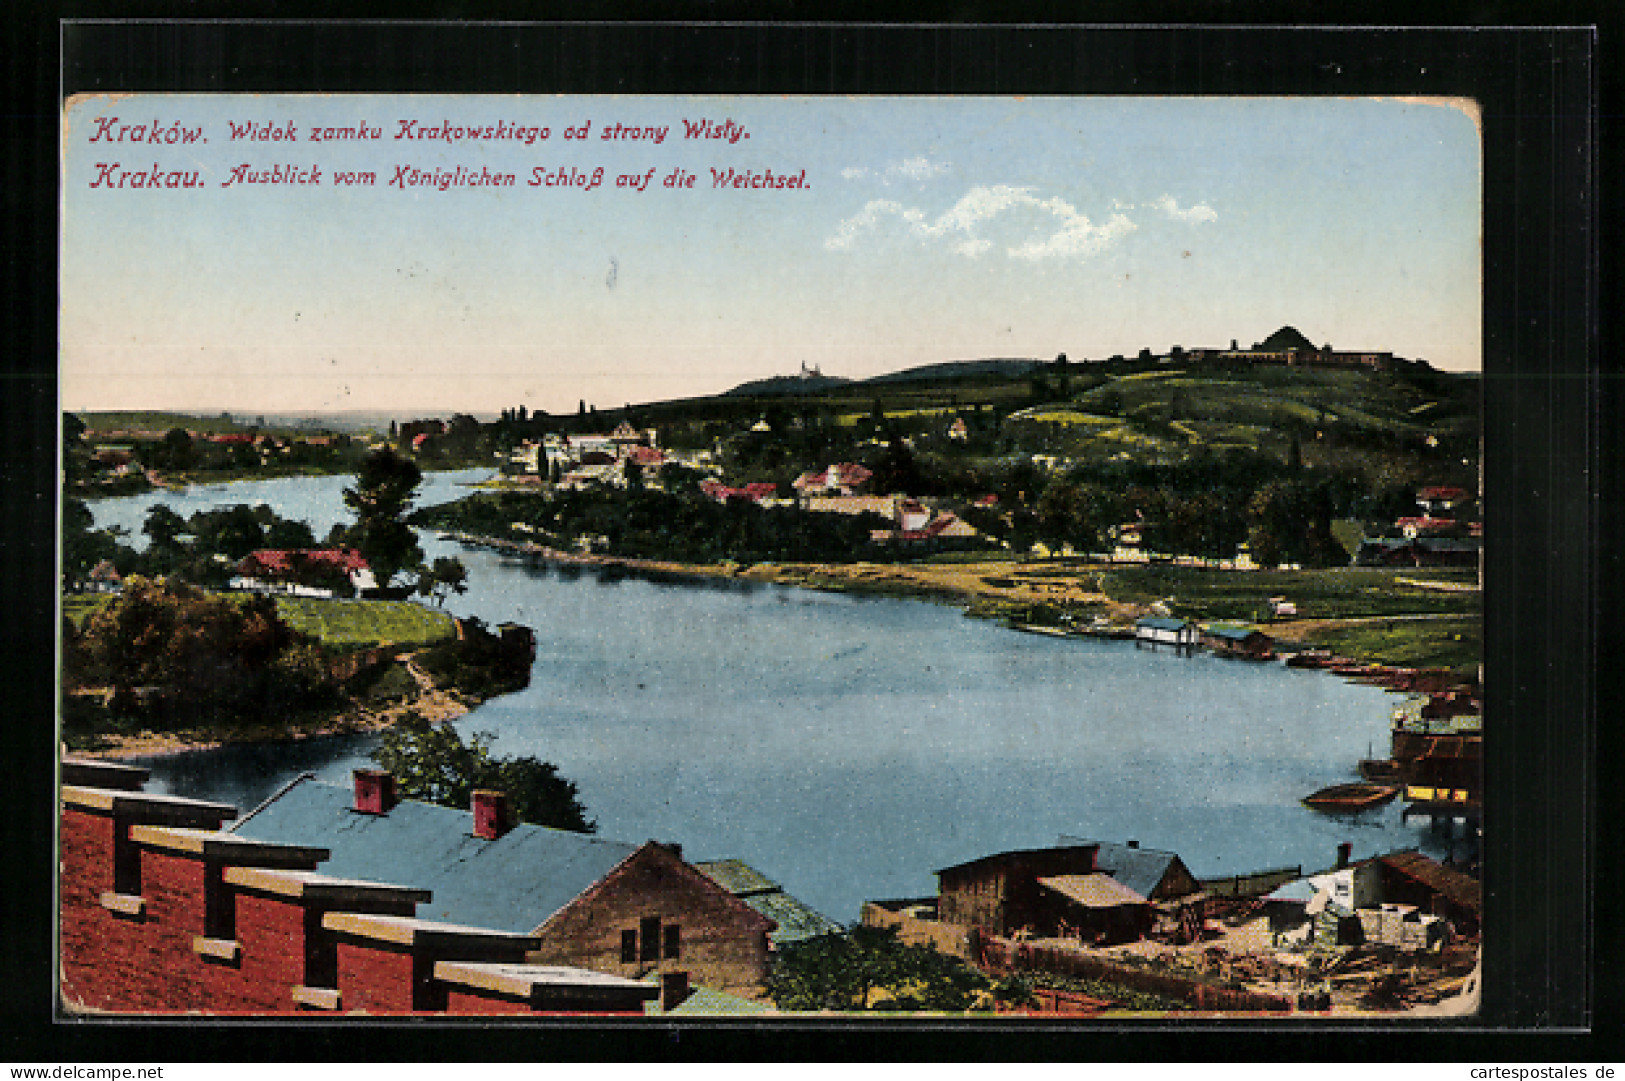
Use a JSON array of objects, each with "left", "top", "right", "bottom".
[
  {"left": 1098, "top": 565, "right": 1481, "bottom": 621},
  {"left": 269, "top": 597, "right": 455, "bottom": 649},
  {"left": 1308, "top": 616, "right": 1482, "bottom": 672},
  {"left": 62, "top": 592, "right": 455, "bottom": 650}
]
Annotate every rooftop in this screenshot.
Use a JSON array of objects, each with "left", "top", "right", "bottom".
[{"left": 230, "top": 776, "right": 639, "bottom": 933}]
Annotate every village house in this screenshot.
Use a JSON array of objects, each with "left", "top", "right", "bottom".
[
  {"left": 228, "top": 773, "right": 778, "bottom": 999},
  {"left": 58, "top": 758, "right": 660, "bottom": 1016},
  {"left": 792, "top": 462, "right": 873, "bottom": 497},
  {"left": 1052, "top": 837, "right": 1202, "bottom": 902},
  {"left": 934, "top": 844, "right": 1158, "bottom": 945},
  {"left": 868, "top": 497, "right": 981, "bottom": 545},
  {"left": 231, "top": 548, "right": 378, "bottom": 598},
  {"left": 1200, "top": 624, "right": 1276, "bottom": 660}
]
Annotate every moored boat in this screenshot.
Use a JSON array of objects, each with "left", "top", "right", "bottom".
[{"left": 1301, "top": 782, "right": 1401, "bottom": 812}]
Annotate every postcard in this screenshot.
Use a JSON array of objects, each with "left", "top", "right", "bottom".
[{"left": 59, "top": 90, "right": 1485, "bottom": 1021}]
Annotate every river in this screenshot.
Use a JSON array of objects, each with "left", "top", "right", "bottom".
[{"left": 88, "top": 472, "right": 1463, "bottom": 923}]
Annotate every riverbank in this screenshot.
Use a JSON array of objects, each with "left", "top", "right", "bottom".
[
  {"left": 438, "top": 531, "right": 1480, "bottom": 680},
  {"left": 67, "top": 650, "right": 479, "bottom": 760}
]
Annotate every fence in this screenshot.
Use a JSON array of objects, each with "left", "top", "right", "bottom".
[
  {"left": 977, "top": 935, "right": 1292, "bottom": 1014},
  {"left": 1199, "top": 866, "right": 1303, "bottom": 898}
]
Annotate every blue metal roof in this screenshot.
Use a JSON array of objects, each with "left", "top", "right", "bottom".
[
  {"left": 1135, "top": 616, "right": 1189, "bottom": 631},
  {"left": 1204, "top": 624, "right": 1265, "bottom": 641},
  {"left": 229, "top": 777, "right": 637, "bottom": 934},
  {"left": 1056, "top": 836, "right": 1186, "bottom": 901}
]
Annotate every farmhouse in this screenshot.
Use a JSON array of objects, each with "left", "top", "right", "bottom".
[
  {"left": 1053, "top": 837, "right": 1201, "bottom": 902},
  {"left": 936, "top": 844, "right": 1158, "bottom": 945},
  {"left": 231, "top": 548, "right": 377, "bottom": 598}
]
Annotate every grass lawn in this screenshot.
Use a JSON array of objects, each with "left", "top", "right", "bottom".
[
  {"left": 62, "top": 591, "right": 455, "bottom": 650},
  {"left": 271, "top": 596, "right": 456, "bottom": 649}
]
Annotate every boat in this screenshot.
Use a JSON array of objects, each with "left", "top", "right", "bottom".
[
  {"left": 1357, "top": 758, "right": 1405, "bottom": 784},
  {"left": 1301, "top": 782, "right": 1401, "bottom": 812}
]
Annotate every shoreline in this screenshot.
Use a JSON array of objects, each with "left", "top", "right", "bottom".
[
  {"left": 438, "top": 530, "right": 1474, "bottom": 685},
  {"left": 70, "top": 650, "right": 479, "bottom": 761},
  {"left": 66, "top": 535, "right": 1475, "bottom": 762}
]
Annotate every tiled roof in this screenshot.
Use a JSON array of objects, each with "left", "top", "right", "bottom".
[
  {"left": 238, "top": 548, "right": 370, "bottom": 577},
  {"left": 230, "top": 776, "right": 637, "bottom": 933},
  {"left": 739, "top": 890, "right": 844, "bottom": 944},
  {"left": 1374, "top": 850, "right": 1481, "bottom": 913}
]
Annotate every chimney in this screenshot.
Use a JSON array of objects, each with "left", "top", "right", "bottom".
[
  {"left": 659, "top": 970, "right": 691, "bottom": 1012},
  {"left": 353, "top": 769, "right": 397, "bottom": 815},
  {"left": 472, "top": 790, "right": 514, "bottom": 840},
  {"left": 1336, "top": 842, "right": 1353, "bottom": 870}
]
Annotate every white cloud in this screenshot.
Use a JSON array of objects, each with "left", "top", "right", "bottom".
[
  {"left": 1148, "top": 194, "right": 1218, "bottom": 223},
  {"left": 888, "top": 156, "right": 950, "bottom": 182},
  {"left": 839, "top": 156, "right": 951, "bottom": 185},
  {"left": 825, "top": 184, "right": 1139, "bottom": 261},
  {"left": 1009, "top": 206, "right": 1138, "bottom": 261}
]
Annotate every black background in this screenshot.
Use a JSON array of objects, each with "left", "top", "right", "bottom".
[{"left": 5, "top": 8, "right": 1611, "bottom": 1063}]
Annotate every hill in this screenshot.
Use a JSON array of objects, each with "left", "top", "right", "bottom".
[
  {"left": 859, "top": 357, "right": 1045, "bottom": 385},
  {"left": 724, "top": 373, "right": 853, "bottom": 397}
]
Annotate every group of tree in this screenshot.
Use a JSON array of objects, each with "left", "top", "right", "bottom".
[
  {"left": 62, "top": 576, "right": 337, "bottom": 728},
  {"left": 369, "top": 712, "right": 594, "bottom": 833},
  {"left": 412, "top": 484, "right": 893, "bottom": 566},
  {"left": 64, "top": 414, "right": 366, "bottom": 494},
  {"left": 765, "top": 925, "right": 995, "bottom": 1012}
]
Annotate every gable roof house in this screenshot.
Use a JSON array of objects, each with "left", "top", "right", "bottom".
[
  {"left": 1054, "top": 837, "right": 1201, "bottom": 902},
  {"left": 232, "top": 548, "right": 378, "bottom": 598},
  {"left": 792, "top": 462, "right": 873, "bottom": 496},
  {"left": 230, "top": 773, "right": 778, "bottom": 998}
]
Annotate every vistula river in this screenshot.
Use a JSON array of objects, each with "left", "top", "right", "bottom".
[{"left": 87, "top": 470, "right": 1459, "bottom": 923}]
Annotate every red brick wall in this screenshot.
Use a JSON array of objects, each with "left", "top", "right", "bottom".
[
  {"left": 59, "top": 808, "right": 133, "bottom": 1013},
  {"left": 61, "top": 804, "right": 636, "bottom": 1017},
  {"left": 232, "top": 892, "right": 312, "bottom": 1011},
  {"left": 530, "top": 846, "right": 772, "bottom": 997},
  {"left": 335, "top": 940, "right": 419, "bottom": 1014},
  {"left": 444, "top": 988, "right": 533, "bottom": 1015}
]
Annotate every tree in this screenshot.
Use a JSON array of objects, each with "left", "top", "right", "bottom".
[
  {"left": 766, "top": 925, "right": 990, "bottom": 1012},
  {"left": 1247, "top": 481, "right": 1347, "bottom": 568},
  {"left": 340, "top": 449, "right": 424, "bottom": 587},
  {"left": 415, "top": 556, "right": 469, "bottom": 606},
  {"left": 62, "top": 497, "right": 122, "bottom": 587},
  {"left": 141, "top": 505, "right": 184, "bottom": 551},
  {"left": 371, "top": 714, "right": 594, "bottom": 833}
]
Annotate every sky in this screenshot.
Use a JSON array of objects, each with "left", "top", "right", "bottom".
[{"left": 60, "top": 94, "right": 1481, "bottom": 416}]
